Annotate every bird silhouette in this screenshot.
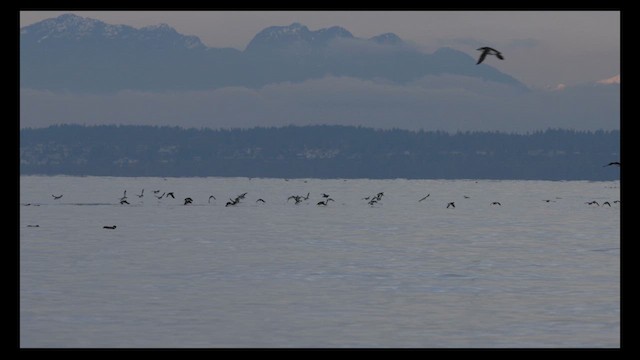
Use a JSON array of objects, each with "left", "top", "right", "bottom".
[
  {"left": 603, "top": 161, "right": 621, "bottom": 167},
  {"left": 491, "top": 202, "right": 502, "bottom": 206},
  {"left": 103, "top": 225, "right": 117, "bottom": 229},
  {"left": 184, "top": 197, "right": 193, "bottom": 205},
  {"left": 136, "top": 189, "right": 144, "bottom": 198},
  {"left": 447, "top": 202, "right": 455, "bottom": 208},
  {"left": 317, "top": 198, "right": 335, "bottom": 206},
  {"left": 120, "top": 199, "right": 130, "bottom": 205},
  {"left": 419, "top": 194, "right": 430, "bottom": 202},
  {"left": 476, "top": 47, "right": 504, "bottom": 65},
  {"left": 166, "top": 192, "right": 175, "bottom": 199},
  {"left": 256, "top": 198, "right": 266, "bottom": 204},
  {"left": 51, "top": 194, "right": 63, "bottom": 200},
  {"left": 208, "top": 195, "right": 216, "bottom": 203}
]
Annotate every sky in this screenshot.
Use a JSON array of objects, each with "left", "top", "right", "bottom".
[{"left": 19, "top": 11, "right": 620, "bottom": 132}]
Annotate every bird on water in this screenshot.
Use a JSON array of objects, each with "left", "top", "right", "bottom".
[
  {"left": 476, "top": 47, "right": 504, "bottom": 65},
  {"left": 103, "top": 225, "right": 117, "bottom": 230}
]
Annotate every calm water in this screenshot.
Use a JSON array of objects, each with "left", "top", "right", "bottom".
[{"left": 20, "top": 176, "right": 620, "bottom": 348}]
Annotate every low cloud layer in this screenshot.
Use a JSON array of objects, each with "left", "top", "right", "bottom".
[{"left": 20, "top": 75, "right": 619, "bottom": 133}]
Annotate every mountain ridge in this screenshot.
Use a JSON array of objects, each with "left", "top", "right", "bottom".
[{"left": 20, "top": 14, "right": 529, "bottom": 92}]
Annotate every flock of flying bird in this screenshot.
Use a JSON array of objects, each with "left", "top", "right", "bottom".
[
  {"left": 43, "top": 187, "right": 620, "bottom": 214},
  {"left": 34, "top": 179, "right": 620, "bottom": 230}
]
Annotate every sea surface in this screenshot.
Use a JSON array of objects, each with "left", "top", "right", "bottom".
[{"left": 20, "top": 176, "right": 620, "bottom": 348}]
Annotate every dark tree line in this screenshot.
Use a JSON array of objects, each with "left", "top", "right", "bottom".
[{"left": 20, "top": 124, "right": 620, "bottom": 180}]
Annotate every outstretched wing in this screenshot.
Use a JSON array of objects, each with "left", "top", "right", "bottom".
[
  {"left": 495, "top": 52, "right": 504, "bottom": 60},
  {"left": 476, "top": 51, "right": 488, "bottom": 65}
]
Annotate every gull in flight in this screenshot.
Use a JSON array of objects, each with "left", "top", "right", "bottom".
[{"left": 476, "top": 47, "right": 504, "bottom": 65}]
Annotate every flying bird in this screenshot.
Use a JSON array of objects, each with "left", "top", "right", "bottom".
[
  {"left": 256, "top": 198, "right": 266, "bottom": 204},
  {"left": 603, "top": 161, "right": 621, "bottom": 167},
  {"left": 184, "top": 197, "right": 193, "bottom": 205},
  {"left": 476, "top": 47, "right": 504, "bottom": 65},
  {"left": 166, "top": 192, "right": 175, "bottom": 199},
  {"left": 419, "top": 194, "right": 430, "bottom": 202},
  {"left": 51, "top": 194, "right": 63, "bottom": 200},
  {"left": 136, "top": 189, "right": 144, "bottom": 198},
  {"left": 103, "top": 225, "right": 117, "bottom": 230},
  {"left": 491, "top": 202, "right": 502, "bottom": 206},
  {"left": 120, "top": 199, "right": 130, "bottom": 205},
  {"left": 208, "top": 195, "right": 216, "bottom": 203},
  {"left": 447, "top": 202, "right": 455, "bottom": 208},
  {"left": 317, "top": 198, "right": 334, "bottom": 206}
]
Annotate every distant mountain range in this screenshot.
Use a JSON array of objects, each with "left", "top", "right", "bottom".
[{"left": 20, "top": 14, "right": 528, "bottom": 92}]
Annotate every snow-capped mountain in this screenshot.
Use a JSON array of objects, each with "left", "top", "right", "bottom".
[
  {"left": 20, "top": 14, "right": 528, "bottom": 92},
  {"left": 21, "top": 13, "right": 206, "bottom": 50},
  {"left": 245, "top": 22, "right": 354, "bottom": 52}
]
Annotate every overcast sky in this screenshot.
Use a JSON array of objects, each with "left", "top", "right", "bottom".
[{"left": 19, "top": 11, "right": 620, "bottom": 132}]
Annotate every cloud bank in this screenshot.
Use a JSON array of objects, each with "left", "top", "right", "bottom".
[{"left": 20, "top": 75, "right": 619, "bottom": 133}]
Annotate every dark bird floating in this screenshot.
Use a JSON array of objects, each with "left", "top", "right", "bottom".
[
  {"left": 103, "top": 225, "right": 117, "bottom": 230},
  {"left": 27, "top": 224, "right": 40, "bottom": 227},
  {"left": 52, "top": 194, "right": 63, "bottom": 200},
  {"left": 447, "top": 202, "right": 455, "bottom": 209},
  {"left": 476, "top": 47, "right": 504, "bottom": 65},
  {"left": 603, "top": 161, "right": 621, "bottom": 167}
]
